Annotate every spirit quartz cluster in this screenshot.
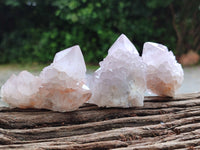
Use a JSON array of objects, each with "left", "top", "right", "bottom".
[
  {"left": 88, "top": 34, "right": 146, "bottom": 107},
  {"left": 0, "top": 34, "right": 184, "bottom": 112},
  {"left": 142, "top": 42, "right": 184, "bottom": 97}
]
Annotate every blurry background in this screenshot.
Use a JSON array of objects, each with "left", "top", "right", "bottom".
[{"left": 0, "top": 0, "right": 200, "bottom": 94}]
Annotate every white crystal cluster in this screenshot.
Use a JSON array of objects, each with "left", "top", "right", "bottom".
[
  {"left": 142, "top": 42, "right": 184, "bottom": 97},
  {"left": 88, "top": 34, "right": 146, "bottom": 107},
  {"left": 0, "top": 34, "right": 184, "bottom": 111},
  {"left": 1, "top": 71, "right": 42, "bottom": 109},
  {"left": 1, "top": 46, "right": 91, "bottom": 112}
]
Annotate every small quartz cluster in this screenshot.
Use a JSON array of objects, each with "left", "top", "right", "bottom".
[
  {"left": 88, "top": 34, "right": 146, "bottom": 107},
  {"left": 142, "top": 42, "right": 184, "bottom": 97},
  {"left": 1, "top": 46, "right": 91, "bottom": 112},
  {"left": 1, "top": 71, "right": 42, "bottom": 109},
  {"left": 0, "top": 34, "right": 184, "bottom": 111}
]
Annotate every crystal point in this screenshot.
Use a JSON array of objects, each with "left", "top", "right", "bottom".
[
  {"left": 88, "top": 34, "right": 146, "bottom": 107},
  {"left": 142, "top": 42, "right": 184, "bottom": 97},
  {"left": 108, "top": 34, "right": 139, "bottom": 55},
  {"left": 53, "top": 45, "right": 86, "bottom": 80}
]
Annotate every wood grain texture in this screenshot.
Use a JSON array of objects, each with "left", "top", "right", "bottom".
[{"left": 0, "top": 93, "right": 200, "bottom": 149}]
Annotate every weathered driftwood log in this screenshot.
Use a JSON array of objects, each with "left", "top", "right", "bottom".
[{"left": 0, "top": 93, "right": 200, "bottom": 149}]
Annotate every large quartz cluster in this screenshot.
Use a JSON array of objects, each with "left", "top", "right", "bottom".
[
  {"left": 142, "top": 42, "right": 184, "bottom": 97},
  {"left": 88, "top": 34, "right": 146, "bottom": 107},
  {"left": 1, "top": 46, "right": 91, "bottom": 112}
]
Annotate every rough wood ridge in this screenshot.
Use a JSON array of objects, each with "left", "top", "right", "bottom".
[{"left": 0, "top": 93, "right": 200, "bottom": 150}]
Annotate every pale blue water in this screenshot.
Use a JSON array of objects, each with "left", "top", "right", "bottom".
[{"left": 177, "top": 66, "right": 200, "bottom": 94}]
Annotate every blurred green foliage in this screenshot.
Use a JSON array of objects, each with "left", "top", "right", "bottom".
[{"left": 0, "top": 0, "right": 199, "bottom": 64}]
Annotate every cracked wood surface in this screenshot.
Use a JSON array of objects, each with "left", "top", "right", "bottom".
[{"left": 0, "top": 93, "right": 200, "bottom": 150}]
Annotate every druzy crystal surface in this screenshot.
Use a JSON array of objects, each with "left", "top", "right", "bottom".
[
  {"left": 88, "top": 34, "right": 146, "bottom": 107},
  {"left": 1, "top": 46, "right": 91, "bottom": 112},
  {"left": 39, "top": 45, "right": 91, "bottom": 112},
  {"left": 142, "top": 42, "right": 184, "bottom": 97},
  {"left": 1, "top": 71, "right": 42, "bottom": 108}
]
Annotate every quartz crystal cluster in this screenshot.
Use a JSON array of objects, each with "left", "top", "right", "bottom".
[
  {"left": 88, "top": 34, "right": 146, "bottom": 107},
  {"left": 1, "top": 46, "right": 91, "bottom": 112},
  {"left": 142, "top": 42, "right": 184, "bottom": 97},
  {"left": 1, "top": 71, "right": 42, "bottom": 109},
  {"left": 0, "top": 34, "right": 184, "bottom": 111}
]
